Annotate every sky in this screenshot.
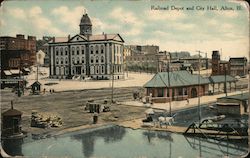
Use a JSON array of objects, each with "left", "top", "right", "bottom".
[{"left": 0, "top": 0, "right": 249, "bottom": 59}]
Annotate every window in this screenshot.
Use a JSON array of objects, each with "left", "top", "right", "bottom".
[
  {"left": 101, "top": 56, "right": 104, "bottom": 63},
  {"left": 90, "top": 46, "right": 93, "bottom": 54},
  {"left": 56, "top": 48, "right": 59, "bottom": 56},
  {"left": 65, "top": 58, "right": 68, "bottom": 64},
  {"left": 61, "top": 58, "right": 63, "bottom": 64},
  {"left": 95, "top": 45, "right": 98, "bottom": 54},
  {"left": 76, "top": 47, "right": 79, "bottom": 55},
  {"left": 81, "top": 46, "right": 84, "bottom": 54},
  {"left": 77, "top": 57, "right": 80, "bottom": 64},
  {"left": 65, "top": 47, "right": 68, "bottom": 55},
  {"left": 90, "top": 57, "right": 93, "bottom": 63},
  {"left": 101, "top": 45, "right": 104, "bottom": 53},
  {"left": 82, "top": 68, "right": 84, "bottom": 73},
  {"left": 72, "top": 47, "right": 75, "bottom": 55},
  {"left": 56, "top": 58, "right": 59, "bottom": 64},
  {"left": 82, "top": 57, "right": 85, "bottom": 63},
  {"left": 96, "top": 57, "right": 99, "bottom": 63},
  {"left": 72, "top": 57, "right": 75, "bottom": 64},
  {"left": 60, "top": 48, "right": 63, "bottom": 56},
  {"left": 101, "top": 66, "right": 104, "bottom": 73}
]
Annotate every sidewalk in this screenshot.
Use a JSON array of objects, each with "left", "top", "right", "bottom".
[{"left": 121, "top": 90, "right": 248, "bottom": 111}]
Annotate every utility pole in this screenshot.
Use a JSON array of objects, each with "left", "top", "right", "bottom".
[
  {"left": 224, "top": 63, "right": 227, "bottom": 96},
  {"left": 167, "top": 60, "right": 172, "bottom": 117},
  {"left": 196, "top": 50, "right": 202, "bottom": 125},
  {"left": 111, "top": 62, "right": 114, "bottom": 103}
]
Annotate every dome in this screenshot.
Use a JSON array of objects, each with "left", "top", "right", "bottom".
[{"left": 80, "top": 14, "right": 92, "bottom": 25}]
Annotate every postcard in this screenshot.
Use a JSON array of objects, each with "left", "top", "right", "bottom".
[{"left": 0, "top": 0, "right": 249, "bottom": 157}]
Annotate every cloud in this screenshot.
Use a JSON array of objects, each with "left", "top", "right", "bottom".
[
  {"left": 3, "top": 6, "right": 65, "bottom": 37},
  {"left": 0, "top": 19, "right": 6, "bottom": 27},
  {"left": 91, "top": 17, "right": 120, "bottom": 33},
  {"left": 215, "top": 10, "right": 238, "bottom": 18},
  {"left": 9, "top": 8, "right": 26, "bottom": 19},
  {"left": 145, "top": 10, "right": 186, "bottom": 21},
  {"left": 52, "top": 6, "right": 85, "bottom": 31},
  {"left": 109, "top": 7, "right": 144, "bottom": 27}
]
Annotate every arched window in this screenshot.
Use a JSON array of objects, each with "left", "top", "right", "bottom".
[
  {"left": 77, "top": 57, "right": 80, "bottom": 64},
  {"left": 65, "top": 57, "right": 68, "bottom": 64},
  {"left": 101, "top": 45, "right": 104, "bottom": 54},
  {"left": 90, "top": 57, "right": 94, "bottom": 63},
  {"left": 96, "top": 56, "right": 99, "bottom": 63},
  {"left": 81, "top": 46, "right": 84, "bottom": 54},
  {"left": 56, "top": 48, "right": 59, "bottom": 56},
  {"left": 101, "top": 56, "right": 104, "bottom": 63},
  {"left": 90, "top": 46, "right": 93, "bottom": 54},
  {"left": 72, "top": 57, "right": 75, "bottom": 64},
  {"left": 72, "top": 47, "right": 75, "bottom": 55},
  {"left": 76, "top": 46, "right": 80, "bottom": 55},
  {"left": 101, "top": 66, "right": 104, "bottom": 73},
  {"left": 56, "top": 58, "right": 59, "bottom": 64},
  {"left": 60, "top": 48, "right": 63, "bottom": 56},
  {"left": 95, "top": 45, "right": 98, "bottom": 54},
  {"left": 61, "top": 57, "right": 63, "bottom": 64},
  {"left": 65, "top": 47, "right": 68, "bottom": 55}
]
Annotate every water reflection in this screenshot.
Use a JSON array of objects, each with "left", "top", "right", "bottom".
[
  {"left": 71, "top": 125, "right": 126, "bottom": 158},
  {"left": 143, "top": 130, "right": 173, "bottom": 143},
  {"left": 184, "top": 135, "right": 248, "bottom": 157},
  {"left": 2, "top": 138, "right": 23, "bottom": 156}
]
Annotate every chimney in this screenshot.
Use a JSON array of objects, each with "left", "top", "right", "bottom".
[
  {"left": 53, "top": 37, "right": 55, "bottom": 43},
  {"left": 105, "top": 34, "right": 107, "bottom": 40},
  {"left": 68, "top": 34, "right": 71, "bottom": 41}
]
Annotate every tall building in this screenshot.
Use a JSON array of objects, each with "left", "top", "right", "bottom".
[
  {"left": 48, "top": 13, "right": 125, "bottom": 80},
  {"left": 229, "top": 57, "right": 248, "bottom": 76},
  {"left": 0, "top": 34, "right": 36, "bottom": 70},
  {"left": 211, "top": 50, "right": 229, "bottom": 75}
]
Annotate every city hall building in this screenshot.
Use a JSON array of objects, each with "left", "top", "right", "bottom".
[{"left": 48, "top": 13, "right": 125, "bottom": 80}]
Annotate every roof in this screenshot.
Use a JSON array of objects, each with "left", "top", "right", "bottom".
[
  {"left": 143, "top": 71, "right": 210, "bottom": 88},
  {"left": 49, "top": 34, "right": 124, "bottom": 43},
  {"left": 80, "top": 13, "right": 92, "bottom": 25},
  {"left": 3, "top": 70, "right": 12, "bottom": 76},
  {"left": 9, "top": 69, "right": 22, "bottom": 75},
  {"left": 2, "top": 108, "right": 22, "bottom": 116},
  {"left": 208, "top": 75, "right": 236, "bottom": 83},
  {"left": 31, "top": 81, "right": 41, "bottom": 86},
  {"left": 218, "top": 92, "right": 249, "bottom": 101}
]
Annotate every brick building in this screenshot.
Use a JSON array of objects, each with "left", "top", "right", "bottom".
[
  {"left": 143, "top": 71, "right": 210, "bottom": 103},
  {"left": 0, "top": 34, "right": 36, "bottom": 70},
  {"left": 229, "top": 57, "right": 248, "bottom": 77},
  {"left": 211, "top": 50, "right": 230, "bottom": 76}
]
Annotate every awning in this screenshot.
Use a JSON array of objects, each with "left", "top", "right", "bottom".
[{"left": 23, "top": 68, "right": 30, "bottom": 72}]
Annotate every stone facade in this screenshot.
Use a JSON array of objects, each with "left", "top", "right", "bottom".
[{"left": 48, "top": 13, "right": 124, "bottom": 80}]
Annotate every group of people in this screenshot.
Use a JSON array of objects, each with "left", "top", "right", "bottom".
[{"left": 43, "top": 88, "right": 55, "bottom": 94}]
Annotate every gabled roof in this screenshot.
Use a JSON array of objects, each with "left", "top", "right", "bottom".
[
  {"left": 31, "top": 81, "right": 41, "bottom": 86},
  {"left": 208, "top": 75, "right": 236, "bottom": 84},
  {"left": 89, "top": 34, "right": 124, "bottom": 42},
  {"left": 143, "top": 71, "right": 210, "bottom": 88},
  {"left": 69, "top": 34, "right": 88, "bottom": 42},
  {"left": 48, "top": 34, "right": 124, "bottom": 44}
]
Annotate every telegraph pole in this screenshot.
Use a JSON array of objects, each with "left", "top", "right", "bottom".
[
  {"left": 167, "top": 60, "right": 172, "bottom": 116},
  {"left": 196, "top": 50, "right": 202, "bottom": 125}
]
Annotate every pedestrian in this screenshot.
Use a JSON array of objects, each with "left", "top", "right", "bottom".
[
  {"left": 49, "top": 89, "right": 52, "bottom": 94},
  {"left": 186, "top": 98, "right": 189, "bottom": 105},
  {"left": 52, "top": 89, "right": 55, "bottom": 93}
]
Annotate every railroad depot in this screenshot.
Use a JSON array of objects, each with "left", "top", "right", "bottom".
[{"left": 143, "top": 70, "right": 237, "bottom": 103}]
